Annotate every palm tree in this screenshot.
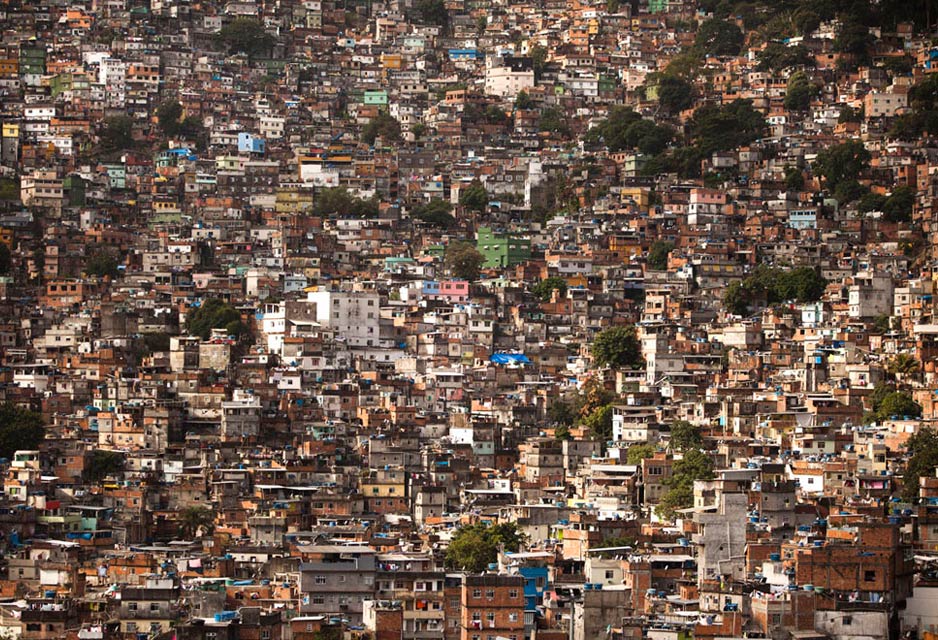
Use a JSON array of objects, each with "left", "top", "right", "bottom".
[
  {"left": 179, "top": 506, "right": 214, "bottom": 539},
  {"left": 887, "top": 353, "right": 920, "bottom": 385}
]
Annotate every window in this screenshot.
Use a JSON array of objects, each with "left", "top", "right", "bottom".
[
  {"left": 605, "top": 570, "right": 614, "bottom": 579},
  {"left": 843, "top": 616, "right": 853, "bottom": 626},
  {"left": 486, "top": 613, "right": 495, "bottom": 624},
  {"left": 128, "top": 603, "right": 137, "bottom": 611},
  {"left": 508, "top": 589, "right": 519, "bottom": 598},
  {"left": 315, "top": 575, "right": 326, "bottom": 584},
  {"left": 485, "top": 589, "right": 495, "bottom": 599},
  {"left": 473, "top": 589, "right": 482, "bottom": 598},
  {"left": 149, "top": 603, "right": 160, "bottom": 613},
  {"left": 508, "top": 613, "right": 518, "bottom": 622},
  {"left": 864, "top": 570, "right": 876, "bottom": 582},
  {"left": 312, "top": 595, "right": 325, "bottom": 605}
]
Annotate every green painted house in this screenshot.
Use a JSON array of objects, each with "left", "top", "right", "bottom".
[{"left": 476, "top": 226, "right": 531, "bottom": 269}]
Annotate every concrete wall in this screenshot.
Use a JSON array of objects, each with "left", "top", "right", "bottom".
[{"left": 814, "top": 610, "right": 888, "bottom": 640}]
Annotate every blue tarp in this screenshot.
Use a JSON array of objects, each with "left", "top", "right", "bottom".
[{"left": 490, "top": 353, "right": 531, "bottom": 365}]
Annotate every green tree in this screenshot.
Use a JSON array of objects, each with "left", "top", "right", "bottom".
[
  {"left": 101, "top": 115, "right": 134, "bottom": 152},
  {"left": 592, "top": 326, "right": 642, "bottom": 369},
  {"left": 887, "top": 353, "right": 920, "bottom": 383},
  {"left": 143, "top": 333, "right": 172, "bottom": 353},
  {"left": 757, "top": 43, "right": 813, "bottom": 72},
  {"left": 311, "top": 629, "right": 343, "bottom": 640},
  {"left": 657, "top": 483, "right": 694, "bottom": 519},
  {"left": 362, "top": 112, "right": 402, "bottom": 145},
  {"left": 838, "top": 104, "right": 863, "bottom": 123},
  {"left": 538, "top": 107, "right": 570, "bottom": 137},
  {"left": 873, "top": 313, "right": 892, "bottom": 333},
  {"left": 694, "top": 19, "right": 745, "bottom": 57},
  {"left": 548, "top": 400, "right": 576, "bottom": 427},
  {"left": 792, "top": 7, "right": 821, "bottom": 36},
  {"left": 883, "top": 55, "right": 913, "bottom": 77},
  {"left": 530, "top": 45, "right": 548, "bottom": 81},
  {"left": 532, "top": 276, "right": 568, "bottom": 301},
  {"left": 647, "top": 240, "right": 674, "bottom": 271},
  {"left": 724, "top": 266, "right": 826, "bottom": 315},
  {"left": 656, "top": 75, "right": 695, "bottom": 114},
  {"left": 583, "top": 404, "right": 614, "bottom": 441},
  {"left": 669, "top": 420, "right": 702, "bottom": 452},
  {"left": 776, "top": 267, "right": 827, "bottom": 302},
  {"left": 85, "top": 450, "right": 125, "bottom": 481},
  {"left": 187, "top": 298, "right": 247, "bottom": 340},
  {"left": 313, "top": 187, "right": 379, "bottom": 218},
  {"left": 459, "top": 180, "right": 488, "bottom": 212},
  {"left": 444, "top": 523, "right": 525, "bottom": 572},
  {"left": 412, "top": 199, "right": 455, "bottom": 229},
  {"left": 864, "top": 382, "right": 921, "bottom": 424},
  {"left": 834, "top": 18, "right": 873, "bottom": 67},
  {"left": 0, "top": 177, "right": 17, "bottom": 201},
  {"left": 664, "top": 52, "right": 702, "bottom": 78},
  {"left": 444, "top": 242, "right": 485, "bottom": 281},
  {"left": 85, "top": 251, "right": 120, "bottom": 278},
  {"left": 178, "top": 116, "right": 207, "bottom": 148},
  {"left": 785, "top": 166, "right": 805, "bottom": 191},
  {"left": 554, "top": 423, "right": 572, "bottom": 441},
  {"left": 626, "top": 443, "right": 656, "bottom": 465},
  {"left": 723, "top": 280, "right": 751, "bottom": 315},
  {"left": 903, "top": 427, "right": 938, "bottom": 502},
  {"left": 858, "top": 192, "right": 887, "bottom": 213},
  {"left": 515, "top": 91, "right": 535, "bottom": 110},
  {"left": 813, "top": 139, "right": 871, "bottom": 194},
  {"left": 414, "top": 0, "right": 447, "bottom": 27},
  {"left": 784, "top": 71, "right": 817, "bottom": 112},
  {"left": 179, "top": 506, "right": 215, "bottom": 538},
  {"left": 0, "top": 244, "right": 10, "bottom": 275},
  {"left": 657, "top": 449, "right": 714, "bottom": 520},
  {"left": 833, "top": 179, "right": 868, "bottom": 204},
  {"left": 877, "top": 392, "right": 921, "bottom": 421},
  {"left": 484, "top": 105, "right": 509, "bottom": 125},
  {"left": 909, "top": 74, "right": 938, "bottom": 113},
  {"left": 882, "top": 186, "right": 915, "bottom": 223},
  {"left": 586, "top": 106, "right": 672, "bottom": 155},
  {"left": 690, "top": 100, "right": 766, "bottom": 155},
  {"left": 0, "top": 404, "right": 44, "bottom": 459},
  {"left": 216, "top": 18, "right": 275, "bottom": 57},
  {"left": 157, "top": 100, "right": 183, "bottom": 136}
]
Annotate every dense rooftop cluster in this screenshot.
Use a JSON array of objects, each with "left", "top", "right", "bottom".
[{"left": 4, "top": 0, "right": 938, "bottom": 639}]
